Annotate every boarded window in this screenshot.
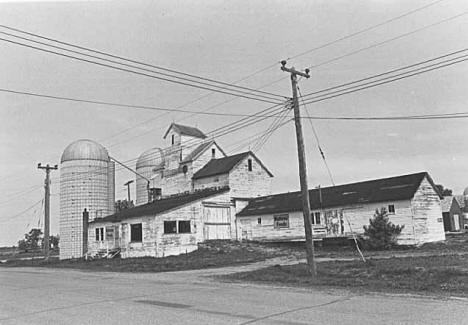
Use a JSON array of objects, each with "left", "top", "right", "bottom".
[
  {"left": 178, "top": 221, "right": 191, "bottom": 233},
  {"left": 274, "top": 214, "right": 289, "bottom": 229},
  {"left": 105, "top": 226, "right": 114, "bottom": 240},
  {"left": 130, "top": 223, "right": 142, "bottom": 242},
  {"left": 164, "top": 221, "right": 177, "bottom": 234},
  {"left": 388, "top": 204, "right": 395, "bottom": 214},
  {"left": 248, "top": 159, "right": 253, "bottom": 171}
]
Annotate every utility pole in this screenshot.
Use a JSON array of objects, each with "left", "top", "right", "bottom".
[
  {"left": 37, "top": 163, "right": 58, "bottom": 260},
  {"left": 280, "top": 60, "right": 317, "bottom": 277},
  {"left": 124, "top": 180, "right": 134, "bottom": 202}
]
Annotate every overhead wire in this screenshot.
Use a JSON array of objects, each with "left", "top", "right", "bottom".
[
  {"left": 297, "top": 86, "right": 335, "bottom": 186},
  {"left": 0, "top": 25, "right": 285, "bottom": 100},
  {"left": 1, "top": 0, "right": 448, "bottom": 149},
  {"left": 301, "top": 54, "right": 468, "bottom": 106},
  {"left": 0, "top": 37, "right": 284, "bottom": 105}
]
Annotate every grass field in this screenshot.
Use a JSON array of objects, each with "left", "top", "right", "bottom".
[{"left": 222, "top": 254, "right": 468, "bottom": 297}]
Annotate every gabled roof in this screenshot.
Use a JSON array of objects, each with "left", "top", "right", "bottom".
[
  {"left": 163, "top": 123, "right": 206, "bottom": 139},
  {"left": 192, "top": 151, "right": 273, "bottom": 180},
  {"left": 441, "top": 196, "right": 457, "bottom": 213},
  {"left": 238, "top": 172, "right": 439, "bottom": 217},
  {"left": 454, "top": 195, "right": 466, "bottom": 209},
  {"left": 90, "top": 187, "right": 229, "bottom": 224},
  {"left": 181, "top": 140, "right": 226, "bottom": 163}
]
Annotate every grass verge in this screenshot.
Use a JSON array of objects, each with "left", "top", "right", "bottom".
[
  {"left": 221, "top": 254, "right": 468, "bottom": 297},
  {"left": 0, "top": 241, "right": 278, "bottom": 272}
]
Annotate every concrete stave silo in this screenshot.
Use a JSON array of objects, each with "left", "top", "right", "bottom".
[
  {"left": 59, "top": 139, "right": 115, "bottom": 259},
  {"left": 135, "top": 147, "right": 165, "bottom": 205}
]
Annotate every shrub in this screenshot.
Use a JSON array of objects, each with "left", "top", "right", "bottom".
[{"left": 363, "top": 208, "right": 404, "bottom": 250}]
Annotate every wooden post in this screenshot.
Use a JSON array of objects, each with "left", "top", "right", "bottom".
[
  {"left": 37, "top": 163, "right": 58, "bottom": 261},
  {"left": 281, "top": 61, "right": 317, "bottom": 277}
]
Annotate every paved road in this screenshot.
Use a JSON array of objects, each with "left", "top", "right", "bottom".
[{"left": 0, "top": 266, "right": 466, "bottom": 325}]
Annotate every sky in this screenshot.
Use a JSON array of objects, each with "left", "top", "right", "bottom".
[{"left": 0, "top": 0, "right": 467, "bottom": 246}]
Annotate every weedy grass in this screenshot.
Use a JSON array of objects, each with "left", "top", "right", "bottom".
[
  {"left": 222, "top": 254, "right": 468, "bottom": 297},
  {"left": 0, "top": 241, "right": 280, "bottom": 272}
]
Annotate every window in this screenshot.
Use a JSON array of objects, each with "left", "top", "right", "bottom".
[
  {"left": 178, "top": 221, "right": 191, "bottom": 233},
  {"left": 164, "top": 221, "right": 177, "bottom": 234},
  {"left": 171, "top": 134, "right": 175, "bottom": 145},
  {"left": 257, "top": 218, "right": 262, "bottom": 225},
  {"left": 130, "top": 223, "right": 142, "bottom": 242},
  {"left": 312, "top": 212, "right": 321, "bottom": 224},
  {"left": 274, "top": 214, "right": 289, "bottom": 229},
  {"left": 95, "top": 227, "right": 104, "bottom": 241},
  {"left": 388, "top": 204, "right": 395, "bottom": 214},
  {"left": 248, "top": 159, "right": 253, "bottom": 171},
  {"left": 211, "top": 148, "right": 216, "bottom": 158}
]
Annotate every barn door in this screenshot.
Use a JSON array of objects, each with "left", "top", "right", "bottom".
[{"left": 203, "top": 205, "right": 231, "bottom": 240}]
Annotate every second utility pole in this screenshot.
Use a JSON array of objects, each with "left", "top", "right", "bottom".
[
  {"left": 281, "top": 60, "right": 317, "bottom": 277},
  {"left": 38, "top": 163, "right": 58, "bottom": 261}
]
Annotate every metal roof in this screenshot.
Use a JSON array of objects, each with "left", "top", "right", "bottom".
[
  {"left": 192, "top": 151, "right": 273, "bottom": 180},
  {"left": 238, "top": 172, "right": 440, "bottom": 217},
  {"left": 163, "top": 123, "right": 207, "bottom": 139},
  {"left": 90, "top": 187, "right": 229, "bottom": 224},
  {"left": 136, "top": 147, "right": 165, "bottom": 169},
  {"left": 61, "top": 139, "right": 109, "bottom": 163}
]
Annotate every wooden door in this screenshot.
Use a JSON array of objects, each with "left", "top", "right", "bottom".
[{"left": 203, "top": 206, "right": 231, "bottom": 240}]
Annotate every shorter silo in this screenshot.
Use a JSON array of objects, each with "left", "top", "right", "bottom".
[{"left": 135, "top": 147, "right": 165, "bottom": 205}]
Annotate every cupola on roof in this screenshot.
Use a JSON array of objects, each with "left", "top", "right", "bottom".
[
  {"left": 163, "top": 123, "right": 206, "bottom": 139},
  {"left": 136, "top": 147, "right": 165, "bottom": 169},
  {"left": 61, "top": 139, "right": 109, "bottom": 163}
]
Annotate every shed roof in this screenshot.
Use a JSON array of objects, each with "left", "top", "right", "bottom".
[
  {"left": 238, "top": 172, "right": 440, "bottom": 217},
  {"left": 192, "top": 151, "right": 273, "bottom": 180},
  {"left": 163, "top": 123, "right": 206, "bottom": 139},
  {"left": 90, "top": 187, "right": 229, "bottom": 224}
]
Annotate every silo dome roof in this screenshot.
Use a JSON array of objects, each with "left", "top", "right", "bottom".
[
  {"left": 61, "top": 139, "right": 109, "bottom": 163},
  {"left": 136, "top": 147, "right": 165, "bottom": 169}
]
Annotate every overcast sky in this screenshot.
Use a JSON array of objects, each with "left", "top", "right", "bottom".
[{"left": 0, "top": 0, "right": 467, "bottom": 246}]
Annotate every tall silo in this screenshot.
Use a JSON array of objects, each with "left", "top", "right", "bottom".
[
  {"left": 59, "top": 139, "right": 115, "bottom": 259},
  {"left": 135, "top": 147, "right": 165, "bottom": 205}
]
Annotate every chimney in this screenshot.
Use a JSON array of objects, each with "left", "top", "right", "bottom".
[{"left": 82, "top": 208, "right": 89, "bottom": 256}]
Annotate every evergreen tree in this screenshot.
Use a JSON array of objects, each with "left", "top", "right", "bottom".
[{"left": 363, "top": 208, "right": 404, "bottom": 250}]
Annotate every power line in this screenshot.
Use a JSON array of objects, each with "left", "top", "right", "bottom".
[
  {"left": 301, "top": 48, "right": 468, "bottom": 99},
  {"left": 49, "top": 103, "right": 289, "bottom": 184},
  {"left": 0, "top": 25, "right": 286, "bottom": 100},
  {"left": 297, "top": 86, "right": 335, "bottom": 186},
  {"left": 302, "top": 55, "right": 468, "bottom": 105},
  {"left": 305, "top": 10, "right": 468, "bottom": 70},
  {"left": 301, "top": 112, "right": 468, "bottom": 121},
  {"left": 0, "top": 198, "right": 43, "bottom": 222},
  {"left": 0, "top": 37, "right": 284, "bottom": 105},
  {"left": 287, "top": 0, "right": 447, "bottom": 61},
  {"left": 0, "top": 88, "right": 288, "bottom": 118}
]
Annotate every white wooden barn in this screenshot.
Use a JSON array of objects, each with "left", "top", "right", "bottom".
[
  {"left": 86, "top": 123, "right": 274, "bottom": 258},
  {"left": 236, "top": 172, "right": 446, "bottom": 245}
]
